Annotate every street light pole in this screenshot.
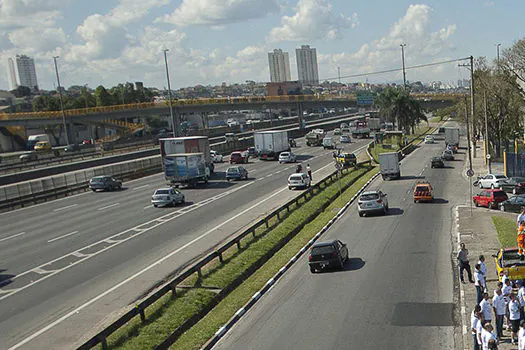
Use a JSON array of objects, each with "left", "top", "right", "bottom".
[
  {"left": 469, "top": 56, "right": 477, "bottom": 158},
  {"left": 53, "top": 56, "right": 70, "bottom": 145},
  {"left": 496, "top": 43, "right": 501, "bottom": 68},
  {"left": 484, "top": 90, "right": 491, "bottom": 173},
  {"left": 163, "top": 49, "right": 178, "bottom": 137},
  {"left": 400, "top": 44, "right": 407, "bottom": 90}
]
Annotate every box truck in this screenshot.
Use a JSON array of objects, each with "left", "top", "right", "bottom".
[
  {"left": 444, "top": 127, "right": 460, "bottom": 147},
  {"left": 254, "top": 130, "right": 289, "bottom": 160},
  {"left": 159, "top": 136, "right": 214, "bottom": 173},
  {"left": 163, "top": 153, "right": 210, "bottom": 187},
  {"left": 366, "top": 117, "right": 381, "bottom": 132},
  {"left": 305, "top": 129, "right": 325, "bottom": 146},
  {"left": 379, "top": 152, "right": 401, "bottom": 180}
]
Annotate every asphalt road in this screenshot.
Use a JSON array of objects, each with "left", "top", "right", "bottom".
[
  {"left": 214, "top": 127, "right": 465, "bottom": 349},
  {"left": 0, "top": 132, "right": 370, "bottom": 349}
]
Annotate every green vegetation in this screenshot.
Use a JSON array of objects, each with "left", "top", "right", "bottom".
[
  {"left": 492, "top": 216, "right": 516, "bottom": 248},
  {"left": 103, "top": 166, "right": 376, "bottom": 349},
  {"left": 374, "top": 86, "right": 426, "bottom": 134}
]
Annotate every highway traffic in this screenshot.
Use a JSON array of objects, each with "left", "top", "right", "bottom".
[
  {"left": 214, "top": 123, "right": 465, "bottom": 349},
  {"left": 0, "top": 132, "right": 370, "bottom": 349}
]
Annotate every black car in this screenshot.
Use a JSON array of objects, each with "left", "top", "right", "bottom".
[
  {"left": 498, "top": 195, "right": 525, "bottom": 213},
  {"left": 308, "top": 240, "right": 349, "bottom": 273},
  {"left": 431, "top": 156, "right": 445, "bottom": 168},
  {"left": 500, "top": 177, "right": 525, "bottom": 195},
  {"left": 89, "top": 176, "right": 122, "bottom": 191}
]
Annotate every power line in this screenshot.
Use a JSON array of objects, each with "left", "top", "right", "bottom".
[{"left": 323, "top": 57, "right": 471, "bottom": 82}]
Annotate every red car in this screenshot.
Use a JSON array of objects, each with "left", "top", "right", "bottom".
[
  {"left": 230, "top": 151, "right": 248, "bottom": 164},
  {"left": 473, "top": 189, "right": 508, "bottom": 209}
]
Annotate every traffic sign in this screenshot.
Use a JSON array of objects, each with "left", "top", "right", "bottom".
[
  {"left": 486, "top": 154, "right": 491, "bottom": 160},
  {"left": 466, "top": 169, "right": 474, "bottom": 177}
]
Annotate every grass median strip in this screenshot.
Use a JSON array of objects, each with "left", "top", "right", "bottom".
[
  {"left": 170, "top": 166, "right": 377, "bottom": 350},
  {"left": 104, "top": 166, "right": 376, "bottom": 350},
  {"left": 492, "top": 216, "right": 516, "bottom": 248}
]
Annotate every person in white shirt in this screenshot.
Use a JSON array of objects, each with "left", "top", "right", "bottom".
[
  {"left": 481, "top": 323, "right": 498, "bottom": 350},
  {"left": 475, "top": 264, "right": 486, "bottom": 304},
  {"left": 471, "top": 305, "right": 482, "bottom": 350},
  {"left": 492, "top": 289, "right": 506, "bottom": 338},
  {"left": 503, "top": 279, "right": 513, "bottom": 329},
  {"left": 517, "top": 207, "right": 525, "bottom": 227},
  {"left": 518, "top": 320, "right": 525, "bottom": 350},
  {"left": 517, "top": 280, "right": 525, "bottom": 320},
  {"left": 510, "top": 293, "right": 522, "bottom": 344},
  {"left": 480, "top": 293, "right": 492, "bottom": 324},
  {"left": 478, "top": 255, "right": 487, "bottom": 277}
]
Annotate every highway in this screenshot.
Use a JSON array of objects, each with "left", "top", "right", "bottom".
[
  {"left": 214, "top": 125, "right": 465, "bottom": 349},
  {"left": 0, "top": 132, "right": 371, "bottom": 349}
]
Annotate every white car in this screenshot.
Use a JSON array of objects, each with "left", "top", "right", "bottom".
[
  {"left": 210, "top": 150, "right": 223, "bottom": 163},
  {"left": 288, "top": 173, "right": 311, "bottom": 190},
  {"left": 151, "top": 188, "right": 185, "bottom": 207},
  {"left": 478, "top": 174, "right": 508, "bottom": 189},
  {"left": 340, "top": 135, "right": 351, "bottom": 143},
  {"left": 424, "top": 135, "right": 435, "bottom": 144},
  {"left": 279, "top": 152, "right": 296, "bottom": 163}
]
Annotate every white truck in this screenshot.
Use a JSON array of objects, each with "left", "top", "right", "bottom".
[
  {"left": 379, "top": 152, "right": 401, "bottom": 180},
  {"left": 254, "top": 130, "right": 289, "bottom": 160},
  {"left": 163, "top": 153, "right": 210, "bottom": 188},
  {"left": 444, "top": 127, "right": 460, "bottom": 147},
  {"left": 159, "top": 136, "right": 214, "bottom": 173}
]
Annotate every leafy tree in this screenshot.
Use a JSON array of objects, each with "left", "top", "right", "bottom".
[
  {"left": 94, "top": 85, "right": 113, "bottom": 106},
  {"left": 10, "top": 86, "right": 32, "bottom": 98},
  {"left": 374, "top": 87, "right": 426, "bottom": 133},
  {"left": 32, "top": 95, "right": 60, "bottom": 111}
]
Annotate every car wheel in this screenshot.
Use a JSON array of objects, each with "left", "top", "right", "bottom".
[
  {"left": 172, "top": 200, "right": 177, "bottom": 206},
  {"left": 500, "top": 205, "right": 505, "bottom": 212},
  {"left": 118, "top": 185, "right": 122, "bottom": 191},
  {"left": 153, "top": 204, "right": 158, "bottom": 208},
  {"left": 474, "top": 200, "right": 479, "bottom": 207},
  {"left": 358, "top": 212, "right": 363, "bottom": 217},
  {"left": 288, "top": 186, "right": 292, "bottom": 190},
  {"left": 310, "top": 266, "right": 316, "bottom": 273},
  {"left": 227, "top": 178, "right": 230, "bottom": 182},
  {"left": 383, "top": 207, "right": 387, "bottom": 215},
  {"left": 491, "top": 184, "right": 495, "bottom": 189},
  {"left": 488, "top": 201, "right": 494, "bottom": 209}
]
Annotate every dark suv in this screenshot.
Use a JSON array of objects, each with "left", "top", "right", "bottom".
[
  {"left": 89, "top": 176, "right": 122, "bottom": 192},
  {"left": 308, "top": 240, "right": 349, "bottom": 273}
]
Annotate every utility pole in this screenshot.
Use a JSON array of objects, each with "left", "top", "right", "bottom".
[
  {"left": 464, "top": 96, "right": 473, "bottom": 216},
  {"left": 470, "top": 55, "right": 476, "bottom": 158},
  {"left": 496, "top": 43, "right": 501, "bottom": 68},
  {"left": 400, "top": 44, "right": 407, "bottom": 90},
  {"left": 163, "top": 49, "right": 179, "bottom": 137},
  {"left": 53, "top": 56, "right": 70, "bottom": 145},
  {"left": 337, "top": 66, "right": 341, "bottom": 96},
  {"left": 484, "top": 90, "right": 491, "bottom": 173}
]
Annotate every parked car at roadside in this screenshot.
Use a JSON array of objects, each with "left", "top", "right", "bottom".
[
  {"left": 493, "top": 248, "right": 525, "bottom": 282},
  {"left": 226, "top": 166, "right": 248, "bottom": 181},
  {"left": 151, "top": 188, "right": 185, "bottom": 207},
  {"left": 308, "top": 240, "right": 349, "bottom": 273},
  {"left": 498, "top": 195, "right": 525, "bottom": 213},
  {"left": 19, "top": 152, "right": 38, "bottom": 162},
  {"left": 472, "top": 189, "right": 508, "bottom": 209},
  {"left": 478, "top": 174, "right": 508, "bottom": 189},
  {"left": 431, "top": 156, "right": 445, "bottom": 168},
  {"left": 89, "top": 175, "right": 122, "bottom": 192},
  {"left": 500, "top": 177, "right": 525, "bottom": 194},
  {"left": 357, "top": 190, "right": 388, "bottom": 217},
  {"left": 288, "top": 173, "right": 311, "bottom": 189},
  {"left": 278, "top": 151, "right": 296, "bottom": 163}
]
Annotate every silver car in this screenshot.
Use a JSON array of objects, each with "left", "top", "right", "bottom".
[
  {"left": 279, "top": 151, "right": 296, "bottom": 163},
  {"left": 151, "top": 187, "right": 185, "bottom": 207},
  {"left": 357, "top": 190, "right": 388, "bottom": 217}
]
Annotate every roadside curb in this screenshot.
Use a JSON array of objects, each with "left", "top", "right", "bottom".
[{"left": 202, "top": 171, "right": 381, "bottom": 350}]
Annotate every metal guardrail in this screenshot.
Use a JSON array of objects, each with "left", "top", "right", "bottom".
[{"left": 77, "top": 161, "right": 372, "bottom": 350}]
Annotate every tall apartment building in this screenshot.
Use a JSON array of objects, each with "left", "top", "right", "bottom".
[
  {"left": 296, "top": 45, "right": 319, "bottom": 85},
  {"left": 7, "top": 54, "right": 39, "bottom": 91},
  {"left": 268, "top": 49, "right": 291, "bottom": 83}
]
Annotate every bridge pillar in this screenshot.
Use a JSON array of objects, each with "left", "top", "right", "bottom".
[{"left": 297, "top": 102, "right": 304, "bottom": 129}]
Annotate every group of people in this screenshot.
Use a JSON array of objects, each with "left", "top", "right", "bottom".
[
  {"left": 295, "top": 163, "right": 312, "bottom": 181},
  {"left": 458, "top": 207, "right": 525, "bottom": 349}
]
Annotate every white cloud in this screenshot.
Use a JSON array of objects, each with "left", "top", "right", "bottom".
[
  {"left": 8, "top": 27, "right": 67, "bottom": 53},
  {"left": 159, "top": 0, "right": 280, "bottom": 27},
  {"left": 267, "top": 0, "right": 358, "bottom": 42}
]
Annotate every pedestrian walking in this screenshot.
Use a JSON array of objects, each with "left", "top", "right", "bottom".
[
  {"left": 503, "top": 279, "right": 513, "bottom": 330},
  {"left": 475, "top": 264, "right": 486, "bottom": 305},
  {"left": 480, "top": 293, "right": 493, "bottom": 325},
  {"left": 518, "top": 207, "right": 525, "bottom": 227},
  {"left": 481, "top": 323, "right": 498, "bottom": 350},
  {"left": 306, "top": 163, "right": 312, "bottom": 181},
  {"left": 472, "top": 305, "right": 482, "bottom": 350},
  {"left": 517, "top": 280, "right": 525, "bottom": 320},
  {"left": 478, "top": 255, "right": 487, "bottom": 278},
  {"left": 458, "top": 243, "right": 474, "bottom": 283},
  {"left": 510, "top": 294, "right": 522, "bottom": 344},
  {"left": 518, "top": 320, "right": 525, "bottom": 350},
  {"left": 492, "top": 289, "right": 506, "bottom": 338}
]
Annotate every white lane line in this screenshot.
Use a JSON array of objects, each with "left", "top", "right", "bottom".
[
  {"left": 7, "top": 155, "right": 347, "bottom": 350},
  {"left": 143, "top": 205, "right": 152, "bottom": 210},
  {"left": 47, "top": 231, "right": 79, "bottom": 243},
  {"left": 0, "top": 232, "right": 26, "bottom": 242},
  {"left": 52, "top": 204, "right": 78, "bottom": 212},
  {"left": 97, "top": 203, "right": 120, "bottom": 211},
  {"left": 132, "top": 184, "right": 149, "bottom": 190}
]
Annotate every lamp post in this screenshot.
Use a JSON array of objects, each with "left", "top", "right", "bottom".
[
  {"left": 163, "top": 49, "right": 178, "bottom": 137},
  {"left": 400, "top": 44, "right": 407, "bottom": 90},
  {"left": 53, "top": 56, "right": 70, "bottom": 145},
  {"left": 496, "top": 43, "right": 501, "bottom": 68}
]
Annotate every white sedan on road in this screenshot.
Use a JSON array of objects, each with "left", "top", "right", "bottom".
[
  {"left": 151, "top": 188, "right": 185, "bottom": 207},
  {"left": 424, "top": 135, "right": 435, "bottom": 144},
  {"left": 210, "top": 150, "right": 223, "bottom": 163},
  {"left": 279, "top": 151, "right": 297, "bottom": 163},
  {"left": 478, "top": 174, "right": 508, "bottom": 189}
]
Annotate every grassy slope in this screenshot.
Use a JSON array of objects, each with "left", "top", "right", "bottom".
[{"left": 492, "top": 216, "right": 516, "bottom": 248}]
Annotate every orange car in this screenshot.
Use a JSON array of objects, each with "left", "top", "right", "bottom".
[{"left": 413, "top": 182, "right": 434, "bottom": 203}]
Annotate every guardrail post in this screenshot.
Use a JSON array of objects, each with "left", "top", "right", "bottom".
[
  {"left": 170, "top": 283, "right": 177, "bottom": 298},
  {"left": 218, "top": 251, "right": 224, "bottom": 264},
  {"left": 265, "top": 218, "right": 269, "bottom": 229},
  {"left": 100, "top": 336, "right": 108, "bottom": 350},
  {"left": 137, "top": 305, "right": 146, "bottom": 322},
  {"left": 197, "top": 267, "right": 202, "bottom": 280},
  {"left": 236, "top": 240, "right": 242, "bottom": 250}
]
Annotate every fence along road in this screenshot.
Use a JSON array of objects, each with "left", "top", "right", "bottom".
[{"left": 1, "top": 134, "right": 371, "bottom": 349}]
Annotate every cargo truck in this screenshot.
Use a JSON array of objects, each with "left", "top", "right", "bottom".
[
  {"left": 159, "top": 136, "right": 214, "bottom": 173},
  {"left": 444, "top": 127, "right": 460, "bottom": 148},
  {"left": 351, "top": 121, "right": 370, "bottom": 138},
  {"left": 379, "top": 152, "right": 401, "bottom": 180},
  {"left": 366, "top": 117, "right": 381, "bottom": 132},
  {"left": 254, "top": 130, "right": 289, "bottom": 160},
  {"left": 305, "top": 129, "right": 325, "bottom": 146},
  {"left": 163, "top": 153, "right": 210, "bottom": 187}
]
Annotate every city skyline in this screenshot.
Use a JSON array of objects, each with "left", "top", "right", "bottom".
[
  {"left": 0, "top": 1, "right": 521, "bottom": 91},
  {"left": 7, "top": 54, "right": 39, "bottom": 91},
  {"left": 268, "top": 49, "right": 291, "bottom": 83},
  {"left": 296, "top": 45, "right": 319, "bottom": 85}
]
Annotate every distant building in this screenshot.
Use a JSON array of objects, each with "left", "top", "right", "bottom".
[
  {"left": 266, "top": 81, "right": 302, "bottom": 96},
  {"left": 6, "top": 55, "right": 38, "bottom": 91},
  {"left": 134, "top": 81, "right": 144, "bottom": 91},
  {"left": 268, "top": 49, "right": 291, "bottom": 83},
  {"left": 296, "top": 45, "right": 319, "bottom": 85}
]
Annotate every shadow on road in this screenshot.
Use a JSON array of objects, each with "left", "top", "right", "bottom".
[
  {"left": 386, "top": 208, "right": 404, "bottom": 216},
  {"left": 0, "top": 269, "right": 14, "bottom": 288},
  {"left": 343, "top": 257, "right": 366, "bottom": 271},
  {"left": 400, "top": 175, "right": 426, "bottom": 180},
  {"left": 296, "top": 155, "right": 314, "bottom": 161}
]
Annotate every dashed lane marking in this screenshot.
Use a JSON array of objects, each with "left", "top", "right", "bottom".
[
  {"left": 52, "top": 204, "right": 78, "bottom": 212},
  {"left": 97, "top": 203, "right": 120, "bottom": 211},
  {"left": 47, "top": 231, "right": 79, "bottom": 243},
  {"left": 0, "top": 232, "right": 26, "bottom": 243}
]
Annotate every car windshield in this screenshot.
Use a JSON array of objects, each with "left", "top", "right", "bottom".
[
  {"left": 416, "top": 186, "right": 429, "bottom": 192},
  {"left": 495, "top": 175, "right": 507, "bottom": 179},
  {"left": 155, "top": 190, "right": 170, "bottom": 195},
  {"left": 91, "top": 177, "right": 105, "bottom": 183},
  {"left": 432, "top": 157, "right": 441, "bottom": 161},
  {"left": 311, "top": 245, "right": 335, "bottom": 255},
  {"left": 280, "top": 153, "right": 289, "bottom": 157},
  {"left": 289, "top": 175, "right": 303, "bottom": 181},
  {"left": 227, "top": 168, "right": 239, "bottom": 173},
  {"left": 360, "top": 193, "right": 379, "bottom": 201}
]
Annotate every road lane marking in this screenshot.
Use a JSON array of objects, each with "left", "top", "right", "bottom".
[
  {"left": 97, "top": 203, "right": 120, "bottom": 211},
  {"left": 52, "top": 204, "right": 78, "bottom": 212},
  {"left": 132, "top": 185, "right": 149, "bottom": 190},
  {"left": 0, "top": 232, "right": 26, "bottom": 242},
  {"left": 47, "top": 231, "right": 79, "bottom": 243},
  {"left": 143, "top": 205, "right": 152, "bottom": 210}
]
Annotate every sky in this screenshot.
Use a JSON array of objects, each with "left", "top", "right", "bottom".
[{"left": 0, "top": 0, "right": 522, "bottom": 91}]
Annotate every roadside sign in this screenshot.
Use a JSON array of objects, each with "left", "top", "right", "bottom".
[
  {"left": 466, "top": 169, "right": 474, "bottom": 177},
  {"left": 486, "top": 154, "right": 491, "bottom": 160}
]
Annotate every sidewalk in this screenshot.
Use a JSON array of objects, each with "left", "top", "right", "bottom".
[{"left": 457, "top": 141, "right": 517, "bottom": 350}]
